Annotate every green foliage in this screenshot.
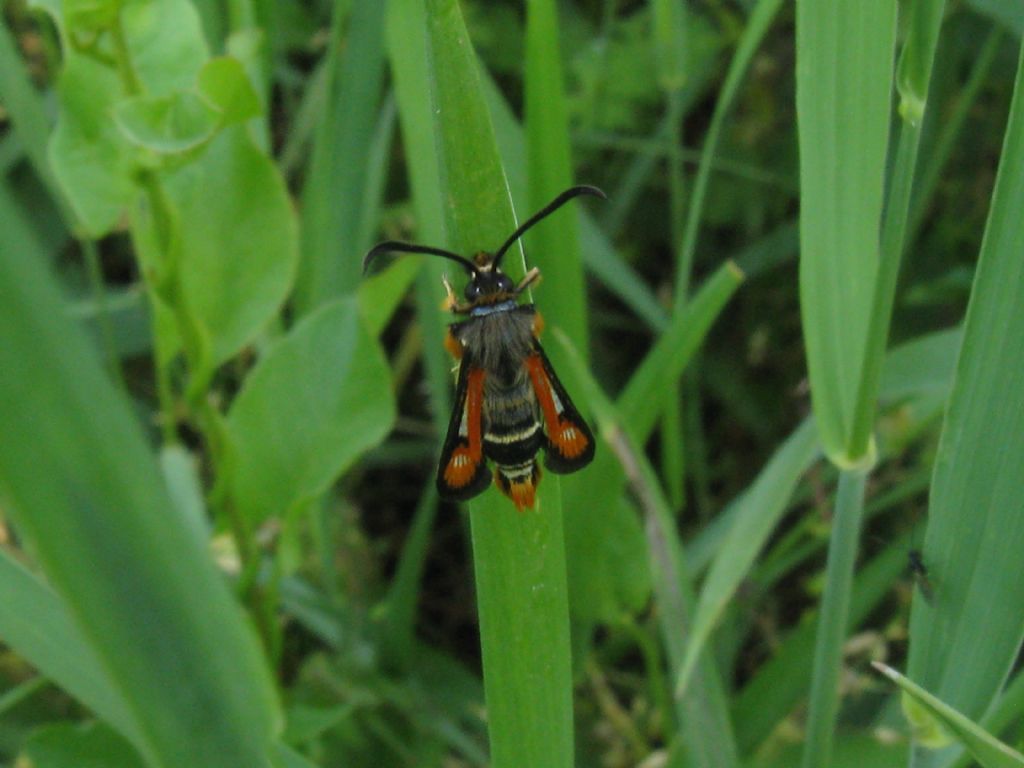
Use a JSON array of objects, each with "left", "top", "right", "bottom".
[
  {"left": 0, "top": 0, "right": 1022, "bottom": 766},
  {"left": 227, "top": 298, "right": 395, "bottom": 524}
]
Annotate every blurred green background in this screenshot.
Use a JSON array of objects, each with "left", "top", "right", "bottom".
[{"left": 0, "top": 0, "right": 1023, "bottom": 766}]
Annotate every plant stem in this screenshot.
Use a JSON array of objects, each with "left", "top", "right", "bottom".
[
  {"left": 800, "top": 469, "right": 867, "bottom": 768},
  {"left": 848, "top": 122, "right": 921, "bottom": 458}
]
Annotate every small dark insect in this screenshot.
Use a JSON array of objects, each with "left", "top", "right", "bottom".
[
  {"left": 907, "top": 548, "right": 934, "bottom": 603},
  {"left": 364, "top": 185, "right": 604, "bottom": 510}
]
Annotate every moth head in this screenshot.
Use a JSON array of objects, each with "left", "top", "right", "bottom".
[{"left": 362, "top": 185, "right": 606, "bottom": 301}]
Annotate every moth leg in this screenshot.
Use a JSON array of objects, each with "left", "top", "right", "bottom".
[
  {"left": 531, "top": 310, "right": 545, "bottom": 339},
  {"left": 440, "top": 274, "right": 473, "bottom": 314},
  {"left": 515, "top": 267, "right": 541, "bottom": 295},
  {"left": 444, "top": 327, "right": 464, "bottom": 360}
]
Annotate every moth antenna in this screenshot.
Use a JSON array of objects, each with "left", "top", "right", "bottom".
[
  {"left": 363, "top": 240, "right": 478, "bottom": 275},
  {"left": 492, "top": 185, "right": 607, "bottom": 268}
]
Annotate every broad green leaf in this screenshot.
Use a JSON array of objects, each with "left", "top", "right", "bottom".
[
  {"left": 675, "top": 418, "right": 820, "bottom": 696},
  {"left": 122, "top": 0, "right": 208, "bottom": 93},
  {"left": 198, "top": 56, "right": 262, "bottom": 125},
  {"left": 164, "top": 125, "right": 298, "bottom": 368},
  {"left": 907, "top": 40, "right": 1024, "bottom": 763},
  {"left": 63, "top": 0, "right": 118, "bottom": 33},
  {"left": 422, "top": 1, "right": 574, "bottom": 766},
  {"left": 874, "top": 663, "right": 1024, "bottom": 768},
  {"left": 20, "top": 722, "right": 146, "bottom": 768},
  {"left": 48, "top": 50, "right": 136, "bottom": 235},
  {"left": 227, "top": 298, "right": 395, "bottom": 524},
  {"left": 42, "top": 0, "right": 216, "bottom": 235},
  {"left": 797, "top": 0, "right": 897, "bottom": 464},
  {"left": 0, "top": 184, "right": 281, "bottom": 767},
  {"left": 358, "top": 256, "right": 422, "bottom": 337},
  {"left": 113, "top": 91, "right": 220, "bottom": 154}
]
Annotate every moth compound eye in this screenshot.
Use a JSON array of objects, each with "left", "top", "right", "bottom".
[
  {"left": 497, "top": 275, "right": 514, "bottom": 293},
  {"left": 464, "top": 281, "right": 482, "bottom": 301}
]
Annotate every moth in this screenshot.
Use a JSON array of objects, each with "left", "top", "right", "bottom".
[{"left": 363, "top": 185, "right": 604, "bottom": 510}]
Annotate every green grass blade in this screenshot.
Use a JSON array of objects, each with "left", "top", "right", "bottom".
[
  {"left": 422, "top": 2, "right": 574, "bottom": 766},
  {"left": 0, "top": 549, "right": 140, "bottom": 746},
  {"left": 555, "top": 331, "right": 740, "bottom": 768},
  {"left": 796, "top": 0, "right": 897, "bottom": 464},
  {"left": 479, "top": 73, "right": 670, "bottom": 332},
  {"left": 896, "top": 0, "right": 947, "bottom": 124},
  {"left": 908, "top": 28, "right": 1003, "bottom": 245},
  {"left": 673, "top": 0, "right": 785, "bottom": 304},
  {"left": 296, "top": 1, "right": 387, "bottom": 311},
  {"left": 618, "top": 262, "right": 744, "bottom": 440},
  {"left": 524, "top": 0, "right": 588, "bottom": 357},
  {"left": 386, "top": 0, "right": 452, "bottom": 426},
  {"left": 949, "top": 671, "right": 1024, "bottom": 768},
  {"left": 874, "top": 663, "right": 1024, "bottom": 768},
  {"left": 0, "top": 184, "right": 280, "bottom": 767},
  {"left": 848, "top": 0, "right": 946, "bottom": 457},
  {"left": 674, "top": 418, "right": 820, "bottom": 696},
  {"left": 907, "top": 39, "right": 1024, "bottom": 766}
]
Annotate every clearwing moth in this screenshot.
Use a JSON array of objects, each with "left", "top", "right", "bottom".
[{"left": 363, "top": 185, "right": 604, "bottom": 510}]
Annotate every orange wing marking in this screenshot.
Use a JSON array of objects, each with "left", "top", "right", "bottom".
[
  {"left": 525, "top": 354, "right": 589, "bottom": 459},
  {"left": 442, "top": 368, "right": 485, "bottom": 488}
]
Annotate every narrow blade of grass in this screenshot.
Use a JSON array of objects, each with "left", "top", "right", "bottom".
[
  {"left": 480, "top": 73, "right": 670, "bottom": 332},
  {"left": 848, "top": 0, "right": 946, "bottom": 457},
  {"left": 386, "top": 0, "right": 453, "bottom": 425},
  {"left": 525, "top": 0, "right": 588, "bottom": 358},
  {"left": 0, "top": 549, "right": 139, "bottom": 746},
  {"left": 907, "top": 39, "right": 1024, "bottom": 767},
  {"left": 296, "top": 1, "right": 387, "bottom": 311},
  {"left": 674, "top": 418, "right": 820, "bottom": 696},
  {"left": 555, "top": 331, "right": 740, "bottom": 768},
  {"left": 796, "top": 0, "right": 897, "bottom": 464},
  {"left": 422, "top": 2, "right": 574, "bottom": 766},
  {"left": 874, "top": 663, "right": 1024, "bottom": 768},
  {"left": 673, "top": 0, "right": 785, "bottom": 304},
  {"left": 618, "top": 262, "right": 744, "bottom": 440}
]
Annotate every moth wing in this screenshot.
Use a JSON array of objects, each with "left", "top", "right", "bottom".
[
  {"left": 436, "top": 352, "right": 491, "bottom": 501},
  {"left": 528, "top": 342, "right": 596, "bottom": 474}
]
